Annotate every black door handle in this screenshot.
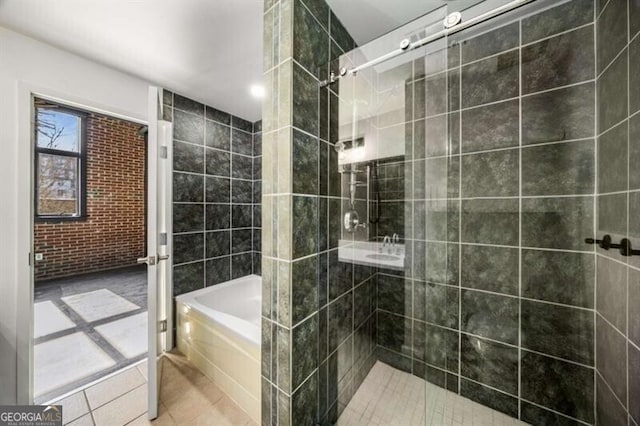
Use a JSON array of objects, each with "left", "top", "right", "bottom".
[
  {"left": 585, "top": 234, "right": 614, "bottom": 250},
  {"left": 620, "top": 239, "right": 640, "bottom": 257},
  {"left": 585, "top": 235, "right": 640, "bottom": 256}
]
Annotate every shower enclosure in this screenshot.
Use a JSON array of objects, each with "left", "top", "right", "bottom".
[{"left": 319, "top": 0, "right": 640, "bottom": 424}]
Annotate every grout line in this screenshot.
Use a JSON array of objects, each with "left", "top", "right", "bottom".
[
  {"left": 596, "top": 310, "right": 636, "bottom": 351},
  {"left": 378, "top": 305, "right": 596, "bottom": 368},
  {"left": 403, "top": 194, "right": 595, "bottom": 203},
  {"left": 520, "top": 397, "right": 592, "bottom": 426},
  {"left": 631, "top": 25, "right": 640, "bottom": 45},
  {"left": 172, "top": 106, "right": 253, "bottom": 136},
  {"left": 91, "top": 382, "right": 147, "bottom": 414},
  {"left": 459, "top": 375, "right": 519, "bottom": 401},
  {"left": 83, "top": 390, "right": 94, "bottom": 425},
  {"left": 461, "top": 45, "right": 520, "bottom": 68},
  {"left": 398, "top": 239, "right": 596, "bottom": 255},
  {"left": 393, "top": 77, "right": 594, "bottom": 124},
  {"left": 384, "top": 136, "right": 592, "bottom": 161},
  {"left": 597, "top": 188, "right": 637, "bottom": 197},
  {"left": 456, "top": 33, "right": 463, "bottom": 400},
  {"left": 625, "top": 0, "right": 632, "bottom": 415},
  {"left": 520, "top": 78, "right": 596, "bottom": 99},
  {"left": 44, "top": 358, "right": 147, "bottom": 407},
  {"left": 172, "top": 169, "right": 255, "bottom": 183},
  {"left": 595, "top": 369, "right": 629, "bottom": 417},
  {"left": 517, "top": 17, "right": 523, "bottom": 419},
  {"left": 596, "top": 0, "right": 612, "bottom": 21},
  {"left": 384, "top": 271, "right": 597, "bottom": 308},
  {"left": 596, "top": 38, "right": 628, "bottom": 80},
  {"left": 174, "top": 137, "right": 253, "bottom": 158},
  {"left": 597, "top": 116, "right": 630, "bottom": 139},
  {"left": 290, "top": 366, "right": 318, "bottom": 397},
  {"left": 519, "top": 21, "right": 594, "bottom": 48},
  {"left": 88, "top": 405, "right": 97, "bottom": 425}
]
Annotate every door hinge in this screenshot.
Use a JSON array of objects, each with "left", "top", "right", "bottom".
[
  {"left": 160, "top": 146, "right": 168, "bottom": 159},
  {"left": 159, "top": 320, "right": 168, "bottom": 333}
]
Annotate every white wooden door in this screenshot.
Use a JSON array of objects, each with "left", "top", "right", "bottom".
[{"left": 141, "top": 86, "right": 172, "bottom": 420}]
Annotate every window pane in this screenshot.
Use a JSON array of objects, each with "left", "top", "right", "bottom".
[
  {"left": 37, "top": 153, "right": 79, "bottom": 216},
  {"left": 36, "top": 108, "right": 81, "bottom": 152}
]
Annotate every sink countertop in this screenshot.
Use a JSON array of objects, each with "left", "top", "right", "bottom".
[{"left": 338, "top": 240, "right": 405, "bottom": 271}]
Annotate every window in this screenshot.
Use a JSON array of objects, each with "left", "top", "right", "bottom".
[{"left": 34, "top": 99, "right": 87, "bottom": 220}]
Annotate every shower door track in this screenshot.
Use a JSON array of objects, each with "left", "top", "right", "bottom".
[{"left": 340, "top": 0, "right": 535, "bottom": 78}]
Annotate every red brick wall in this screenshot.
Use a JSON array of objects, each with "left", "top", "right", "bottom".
[{"left": 34, "top": 112, "right": 146, "bottom": 281}]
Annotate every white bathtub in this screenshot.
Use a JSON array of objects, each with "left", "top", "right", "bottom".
[{"left": 176, "top": 274, "right": 261, "bottom": 423}]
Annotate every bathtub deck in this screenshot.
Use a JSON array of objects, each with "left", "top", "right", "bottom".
[{"left": 34, "top": 266, "right": 148, "bottom": 403}]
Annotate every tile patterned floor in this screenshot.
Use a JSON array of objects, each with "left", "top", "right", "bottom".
[
  {"left": 35, "top": 332, "right": 117, "bottom": 397},
  {"left": 52, "top": 361, "right": 148, "bottom": 426},
  {"left": 61, "top": 288, "right": 139, "bottom": 322},
  {"left": 34, "top": 300, "right": 75, "bottom": 338},
  {"left": 51, "top": 353, "right": 257, "bottom": 426},
  {"left": 156, "top": 352, "right": 257, "bottom": 426},
  {"left": 52, "top": 354, "right": 529, "bottom": 425},
  {"left": 337, "top": 361, "right": 529, "bottom": 426},
  {"left": 95, "top": 312, "right": 148, "bottom": 358},
  {"left": 34, "top": 267, "right": 148, "bottom": 402}
]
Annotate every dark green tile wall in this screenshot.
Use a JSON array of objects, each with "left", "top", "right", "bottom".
[
  {"left": 261, "top": 0, "right": 373, "bottom": 424},
  {"left": 263, "top": 0, "right": 640, "bottom": 425},
  {"left": 165, "top": 90, "right": 262, "bottom": 299},
  {"left": 374, "top": 0, "right": 600, "bottom": 424}
]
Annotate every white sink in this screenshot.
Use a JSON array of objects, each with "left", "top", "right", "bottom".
[
  {"left": 365, "top": 253, "right": 401, "bottom": 261},
  {"left": 338, "top": 240, "right": 405, "bottom": 271}
]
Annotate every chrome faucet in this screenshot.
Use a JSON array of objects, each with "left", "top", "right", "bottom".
[
  {"left": 382, "top": 235, "right": 391, "bottom": 252},
  {"left": 392, "top": 233, "right": 400, "bottom": 254}
]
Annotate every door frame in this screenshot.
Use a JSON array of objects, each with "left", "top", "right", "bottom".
[{"left": 16, "top": 82, "right": 154, "bottom": 404}]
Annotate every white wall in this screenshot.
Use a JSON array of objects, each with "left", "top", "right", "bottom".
[{"left": 0, "top": 26, "right": 149, "bottom": 404}]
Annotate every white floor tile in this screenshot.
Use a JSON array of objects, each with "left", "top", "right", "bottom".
[
  {"left": 85, "top": 366, "right": 146, "bottom": 410},
  {"left": 35, "top": 333, "right": 115, "bottom": 398},
  {"left": 95, "top": 312, "right": 147, "bottom": 358},
  {"left": 62, "top": 289, "right": 139, "bottom": 322},
  {"left": 34, "top": 301, "right": 75, "bottom": 338},
  {"left": 126, "top": 410, "right": 176, "bottom": 426},
  {"left": 65, "top": 413, "right": 94, "bottom": 426},
  {"left": 47, "top": 353, "right": 256, "bottom": 426},
  {"left": 91, "top": 384, "right": 147, "bottom": 426},
  {"left": 338, "top": 362, "right": 527, "bottom": 426},
  {"left": 136, "top": 360, "right": 149, "bottom": 381},
  {"left": 56, "top": 391, "right": 89, "bottom": 425}
]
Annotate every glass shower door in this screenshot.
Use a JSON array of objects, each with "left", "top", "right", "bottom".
[
  {"left": 323, "top": 6, "right": 455, "bottom": 425},
  {"left": 324, "top": 0, "right": 614, "bottom": 425}
]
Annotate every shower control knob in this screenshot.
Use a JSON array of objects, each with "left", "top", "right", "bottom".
[
  {"left": 344, "top": 210, "right": 366, "bottom": 233},
  {"left": 344, "top": 210, "right": 360, "bottom": 232}
]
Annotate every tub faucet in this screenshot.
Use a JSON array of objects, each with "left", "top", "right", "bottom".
[
  {"left": 382, "top": 235, "right": 391, "bottom": 252},
  {"left": 392, "top": 233, "right": 400, "bottom": 254}
]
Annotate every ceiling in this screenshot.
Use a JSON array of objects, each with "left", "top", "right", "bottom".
[
  {"left": 0, "top": 0, "right": 484, "bottom": 122},
  {"left": 0, "top": 0, "right": 265, "bottom": 121}
]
